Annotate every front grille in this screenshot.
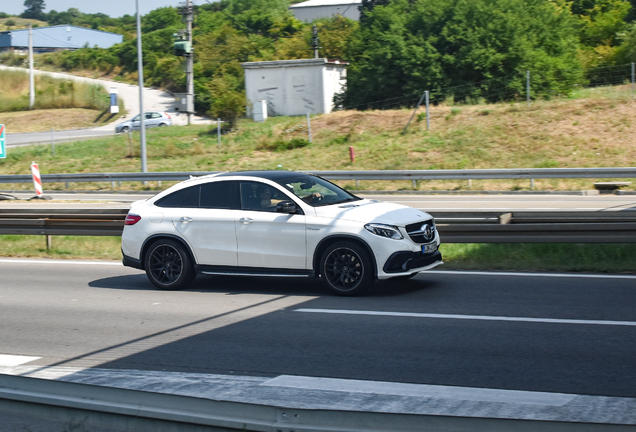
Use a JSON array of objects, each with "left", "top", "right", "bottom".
[{"left": 405, "top": 220, "right": 436, "bottom": 244}]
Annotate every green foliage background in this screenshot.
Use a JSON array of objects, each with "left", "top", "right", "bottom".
[{"left": 3, "top": 0, "right": 636, "bottom": 119}]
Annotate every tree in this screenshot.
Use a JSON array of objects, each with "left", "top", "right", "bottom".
[
  {"left": 22, "top": 0, "right": 45, "bottom": 19},
  {"left": 344, "top": 0, "right": 583, "bottom": 108}
]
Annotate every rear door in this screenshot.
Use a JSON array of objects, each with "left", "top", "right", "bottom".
[{"left": 169, "top": 181, "right": 240, "bottom": 266}]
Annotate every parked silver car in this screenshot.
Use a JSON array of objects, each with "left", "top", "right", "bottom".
[{"left": 115, "top": 112, "right": 172, "bottom": 133}]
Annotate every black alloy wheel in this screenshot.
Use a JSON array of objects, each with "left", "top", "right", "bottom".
[
  {"left": 320, "top": 241, "right": 374, "bottom": 296},
  {"left": 145, "top": 239, "right": 195, "bottom": 290}
]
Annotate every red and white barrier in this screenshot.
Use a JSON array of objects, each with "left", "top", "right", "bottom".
[{"left": 31, "top": 161, "right": 43, "bottom": 197}]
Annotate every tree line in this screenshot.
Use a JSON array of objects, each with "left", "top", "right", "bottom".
[{"left": 3, "top": 0, "right": 636, "bottom": 122}]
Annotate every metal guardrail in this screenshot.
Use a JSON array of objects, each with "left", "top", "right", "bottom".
[
  {"left": 0, "top": 167, "right": 635, "bottom": 185},
  {"left": 4, "top": 373, "right": 632, "bottom": 432},
  {"left": 1, "top": 209, "right": 636, "bottom": 242}
]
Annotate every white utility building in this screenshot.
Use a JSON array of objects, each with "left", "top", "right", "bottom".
[
  {"left": 242, "top": 58, "right": 348, "bottom": 118},
  {"left": 289, "top": 0, "right": 362, "bottom": 22}
]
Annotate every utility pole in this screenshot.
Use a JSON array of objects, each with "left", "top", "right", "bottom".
[
  {"left": 311, "top": 25, "right": 321, "bottom": 59},
  {"left": 136, "top": 0, "right": 147, "bottom": 174},
  {"left": 177, "top": 1, "right": 195, "bottom": 125},
  {"left": 28, "top": 24, "right": 34, "bottom": 109}
]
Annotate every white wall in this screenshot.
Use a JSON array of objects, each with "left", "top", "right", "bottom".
[
  {"left": 291, "top": 4, "right": 361, "bottom": 22},
  {"left": 243, "top": 59, "right": 347, "bottom": 118}
]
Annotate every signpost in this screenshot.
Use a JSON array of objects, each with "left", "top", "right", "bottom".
[{"left": 0, "top": 124, "right": 6, "bottom": 159}]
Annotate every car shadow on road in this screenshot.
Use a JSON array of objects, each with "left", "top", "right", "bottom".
[{"left": 88, "top": 273, "right": 435, "bottom": 297}]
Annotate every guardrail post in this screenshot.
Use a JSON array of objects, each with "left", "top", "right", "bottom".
[
  {"left": 531, "top": 179, "right": 535, "bottom": 190},
  {"left": 467, "top": 179, "right": 472, "bottom": 190}
]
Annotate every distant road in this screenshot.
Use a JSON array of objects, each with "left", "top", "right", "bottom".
[
  {"left": 0, "top": 65, "right": 211, "bottom": 147},
  {"left": 1, "top": 192, "right": 635, "bottom": 212}
]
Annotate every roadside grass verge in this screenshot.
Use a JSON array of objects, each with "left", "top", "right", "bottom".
[
  {"left": 1, "top": 91, "right": 635, "bottom": 192},
  {"left": 1, "top": 236, "right": 634, "bottom": 274}
]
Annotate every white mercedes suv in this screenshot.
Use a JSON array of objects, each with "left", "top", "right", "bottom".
[{"left": 121, "top": 170, "right": 442, "bottom": 295}]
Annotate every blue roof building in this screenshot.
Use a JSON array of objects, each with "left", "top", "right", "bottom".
[{"left": 0, "top": 25, "right": 123, "bottom": 53}]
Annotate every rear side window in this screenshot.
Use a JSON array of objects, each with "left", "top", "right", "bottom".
[
  {"left": 155, "top": 186, "right": 199, "bottom": 208},
  {"left": 200, "top": 181, "right": 237, "bottom": 209},
  {"left": 155, "top": 181, "right": 238, "bottom": 209}
]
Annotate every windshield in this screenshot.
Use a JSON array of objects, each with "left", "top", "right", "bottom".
[{"left": 276, "top": 175, "right": 361, "bottom": 207}]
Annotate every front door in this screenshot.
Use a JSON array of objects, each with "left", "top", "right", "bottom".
[{"left": 235, "top": 181, "right": 307, "bottom": 269}]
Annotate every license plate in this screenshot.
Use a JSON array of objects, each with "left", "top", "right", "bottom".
[{"left": 422, "top": 243, "right": 438, "bottom": 254}]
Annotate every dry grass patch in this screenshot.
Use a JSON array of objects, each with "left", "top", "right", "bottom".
[{"left": 0, "top": 108, "right": 116, "bottom": 133}]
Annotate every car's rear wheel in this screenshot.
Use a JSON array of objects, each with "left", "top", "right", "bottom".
[
  {"left": 320, "top": 241, "right": 374, "bottom": 296},
  {"left": 145, "top": 239, "right": 195, "bottom": 290}
]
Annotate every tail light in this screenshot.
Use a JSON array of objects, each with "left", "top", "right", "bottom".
[
  {"left": 164, "top": 112, "right": 171, "bottom": 119},
  {"left": 125, "top": 214, "right": 142, "bottom": 225}
]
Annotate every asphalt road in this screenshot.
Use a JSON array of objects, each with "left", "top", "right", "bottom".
[{"left": 1, "top": 258, "right": 635, "bottom": 399}]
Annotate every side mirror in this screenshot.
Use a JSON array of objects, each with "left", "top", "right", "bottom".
[{"left": 276, "top": 200, "right": 300, "bottom": 214}]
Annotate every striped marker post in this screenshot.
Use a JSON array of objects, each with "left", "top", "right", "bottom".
[{"left": 31, "top": 161, "right": 43, "bottom": 197}]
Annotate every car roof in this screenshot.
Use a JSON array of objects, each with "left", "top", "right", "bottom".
[{"left": 216, "top": 170, "right": 313, "bottom": 182}]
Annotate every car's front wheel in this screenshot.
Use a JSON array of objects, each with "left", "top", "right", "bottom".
[
  {"left": 145, "top": 239, "right": 195, "bottom": 290},
  {"left": 320, "top": 241, "right": 374, "bottom": 296},
  {"left": 120, "top": 126, "right": 130, "bottom": 133}
]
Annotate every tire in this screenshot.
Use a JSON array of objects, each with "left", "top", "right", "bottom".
[
  {"left": 144, "top": 239, "right": 195, "bottom": 290},
  {"left": 158, "top": 123, "right": 167, "bottom": 127},
  {"left": 120, "top": 126, "right": 130, "bottom": 133},
  {"left": 320, "top": 241, "right": 375, "bottom": 296}
]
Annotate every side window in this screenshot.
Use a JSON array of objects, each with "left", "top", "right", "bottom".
[
  {"left": 240, "top": 181, "right": 291, "bottom": 212},
  {"left": 151, "top": 112, "right": 161, "bottom": 118},
  {"left": 200, "top": 181, "right": 238, "bottom": 209},
  {"left": 145, "top": 113, "right": 153, "bottom": 119},
  {"left": 155, "top": 185, "right": 199, "bottom": 208}
]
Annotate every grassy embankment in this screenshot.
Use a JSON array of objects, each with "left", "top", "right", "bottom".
[
  {"left": 1, "top": 84, "right": 635, "bottom": 272},
  {"left": 0, "top": 69, "right": 120, "bottom": 132}
]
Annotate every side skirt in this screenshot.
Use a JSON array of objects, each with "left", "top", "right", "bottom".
[{"left": 195, "top": 265, "right": 315, "bottom": 278}]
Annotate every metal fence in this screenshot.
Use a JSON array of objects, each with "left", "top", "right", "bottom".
[
  {"left": 339, "top": 63, "right": 636, "bottom": 113},
  {"left": 2, "top": 209, "right": 636, "bottom": 243},
  {"left": 0, "top": 167, "right": 635, "bottom": 187}
]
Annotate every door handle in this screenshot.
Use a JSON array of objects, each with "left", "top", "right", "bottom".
[
  {"left": 179, "top": 216, "right": 193, "bottom": 224},
  {"left": 239, "top": 218, "right": 253, "bottom": 224}
]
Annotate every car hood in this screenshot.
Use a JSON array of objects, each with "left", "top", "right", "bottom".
[{"left": 313, "top": 199, "right": 432, "bottom": 226}]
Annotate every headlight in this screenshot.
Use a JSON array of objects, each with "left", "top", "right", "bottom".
[{"left": 364, "top": 223, "right": 403, "bottom": 240}]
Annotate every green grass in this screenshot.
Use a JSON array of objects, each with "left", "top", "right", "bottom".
[
  {"left": 1, "top": 89, "right": 636, "bottom": 192},
  {"left": 2, "top": 236, "right": 634, "bottom": 274}
]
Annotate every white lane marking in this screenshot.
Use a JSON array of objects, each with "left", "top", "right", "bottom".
[
  {"left": 262, "top": 375, "right": 576, "bottom": 406},
  {"left": 0, "top": 354, "right": 41, "bottom": 367},
  {"left": 428, "top": 270, "right": 636, "bottom": 280},
  {"left": 0, "top": 259, "right": 122, "bottom": 266},
  {"left": 294, "top": 308, "right": 636, "bottom": 327}
]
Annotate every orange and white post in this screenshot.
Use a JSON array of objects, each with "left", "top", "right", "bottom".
[{"left": 31, "top": 161, "right": 43, "bottom": 197}]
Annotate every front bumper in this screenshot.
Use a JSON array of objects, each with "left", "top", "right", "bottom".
[{"left": 383, "top": 250, "right": 443, "bottom": 274}]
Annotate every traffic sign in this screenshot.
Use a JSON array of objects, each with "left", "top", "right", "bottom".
[{"left": 0, "top": 124, "right": 5, "bottom": 159}]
